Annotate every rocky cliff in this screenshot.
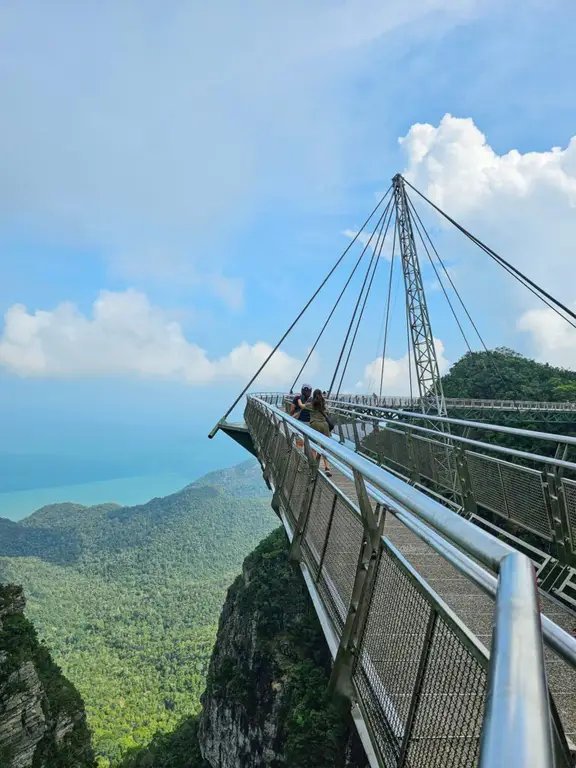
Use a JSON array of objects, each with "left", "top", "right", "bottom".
[
  {"left": 0, "top": 584, "right": 95, "bottom": 768},
  {"left": 198, "top": 527, "right": 367, "bottom": 768}
]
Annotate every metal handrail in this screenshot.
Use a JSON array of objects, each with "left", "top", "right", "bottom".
[
  {"left": 326, "top": 444, "right": 576, "bottom": 668},
  {"left": 479, "top": 552, "right": 554, "bottom": 768},
  {"left": 335, "top": 394, "right": 576, "bottom": 412},
  {"left": 324, "top": 398, "right": 576, "bottom": 447},
  {"left": 249, "top": 395, "right": 576, "bottom": 670},
  {"left": 258, "top": 390, "right": 576, "bottom": 447},
  {"left": 326, "top": 402, "right": 576, "bottom": 472},
  {"left": 256, "top": 392, "right": 576, "bottom": 412}
]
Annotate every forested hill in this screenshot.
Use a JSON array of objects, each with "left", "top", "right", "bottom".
[
  {"left": 0, "top": 459, "right": 276, "bottom": 767},
  {"left": 441, "top": 347, "right": 576, "bottom": 401}
]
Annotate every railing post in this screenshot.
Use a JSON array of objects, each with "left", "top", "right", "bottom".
[
  {"left": 271, "top": 423, "right": 295, "bottom": 512},
  {"left": 289, "top": 436, "right": 321, "bottom": 562},
  {"left": 543, "top": 466, "right": 570, "bottom": 566},
  {"left": 260, "top": 417, "right": 277, "bottom": 490},
  {"left": 397, "top": 608, "right": 438, "bottom": 767},
  {"left": 329, "top": 470, "right": 384, "bottom": 699},
  {"left": 351, "top": 418, "right": 362, "bottom": 452},
  {"left": 404, "top": 426, "right": 421, "bottom": 485},
  {"left": 479, "top": 552, "right": 554, "bottom": 768},
  {"left": 455, "top": 444, "right": 477, "bottom": 517},
  {"left": 336, "top": 412, "right": 346, "bottom": 445},
  {"left": 316, "top": 494, "right": 338, "bottom": 583},
  {"left": 549, "top": 444, "right": 575, "bottom": 567}
]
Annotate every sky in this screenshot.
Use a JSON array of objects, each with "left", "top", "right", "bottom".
[{"left": 1, "top": 0, "right": 576, "bottom": 496}]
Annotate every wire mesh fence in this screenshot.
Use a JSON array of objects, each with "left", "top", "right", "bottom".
[
  {"left": 253, "top": 393, "right": 576, "bottom": 572},
  {"left": 329, "top": 406, "right": 573, "bottom": 564},
  {"left": 245, "top": 397, "right": 493, "bottom": 766}
]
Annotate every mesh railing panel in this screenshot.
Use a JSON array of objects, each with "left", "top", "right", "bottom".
[
  {"left": 467, "top": 450, "right": 551, "bottom": 540},
  {"left": 272, "top": 433, "right": 290, "bottom": 487},
  {"left": 301, "top": 475, "right": 335, "bottom": 578},
  {"left": 389, "top": 429, "right": 411, "bottom": 473},
  {"left": 354, "top": 546, "right": 432, "bottom": 763},
  {"left": 261, "top": 419, "right": 276, "bottom": 459},
  {"left": 405, "top": 616, "right": 486, "bottom": 767},
  {"left": 356, "top": 419, "right": 376, "bottom": 442},
  {"left": 282, "top": 446, "right": 300, "bottom": 511},
  {"left": 353, "top": 544, "right": 488, "bottom": 768},
  {"left": 467, "top": 451, "right": 507, "bottom": 518},
  {"left": 561, "top": 478, "right": 576, "bottom": 554},
  {"left": 499, "top": 462, "right": 551, "bottom": 540},
  {"left": 244, "top": 398, "right": 575, "bottom": 768},
  {"left": 413, "top": 437, "right": 436, "bottom": 483},
  {"left": 317, "top": 496, "right": 364, "bottom": 631},
  {"left": 288, "top": 452, "right": 310, "bottom": 527},
  {"left": 269, "top": 429, "right": 287, "bottom": 478}
]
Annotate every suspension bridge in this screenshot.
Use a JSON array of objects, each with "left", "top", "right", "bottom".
[{"left": 209, "top": 174, "right": 576, "bottom": 767}]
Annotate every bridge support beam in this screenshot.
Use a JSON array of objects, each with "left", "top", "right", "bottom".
[{"left": 329, "top": 470, "right": 384, "bottom": 700}]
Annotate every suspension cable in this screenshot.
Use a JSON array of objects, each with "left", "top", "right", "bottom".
[
  {"left": 379, "top": 218, "right": 398, "bottom": 399},
  {"left": 290, "top": 195, "right": 394, "bottom": 393},
  {"left": 404, "top": 190, "right": 532, "bottom": 408},
  {"left": 404, "top": 178, "right": 576, "bottom": 330},
  {"left": 328, "top": 200, "right": 392, "bottom": 396},
  {"left": 408, "top": 200, "right": 473, "bottom": 354},
  {"left": 406, "top": 193, "right": 491, "bottom": 354},
  {"left": 336, "top": 203, "right": 394, "bottom": 397},
  {"left": 208, "top": 186, "right": 394, "bottom": 436}
]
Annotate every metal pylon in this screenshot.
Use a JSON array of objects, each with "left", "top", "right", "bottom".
[{"left": 393, "top": 174, "right": 447, "bottom": 418}]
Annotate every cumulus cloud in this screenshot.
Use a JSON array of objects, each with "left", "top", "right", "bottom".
[
  {"left": 0, "top": 290, "right": 302, "bottom": 386},
  {"left": 401, "top": 114, "right": 576, "bottom": 215},
  {"left": 400, "top": 114, "right": 576, "bottom": 363},
  {"left": 357, "top": 338, "right": 450, "bottom": 395},
  {"left": 517, "top": 306, "right": 576, "bottom": 369}
]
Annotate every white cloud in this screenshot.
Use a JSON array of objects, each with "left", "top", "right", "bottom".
[
  {"left": 400, "top": 114, "right": 576, "bottom": 364},
  {"left": 358, "top": 338, "right": 450, "bottom": 395},
  {"left": 401, "top": 114, "right": 576, "bottom": 216},
  {"left": 517, "top": 306, "right": 576, "bottom": 369},
  {"left": 0, "top": 290, "right": 302, "bottom": 386}
]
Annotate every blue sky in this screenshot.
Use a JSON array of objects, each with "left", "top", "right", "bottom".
[{"left": 1, "top": 0, "right": 576, "bottom": 492}]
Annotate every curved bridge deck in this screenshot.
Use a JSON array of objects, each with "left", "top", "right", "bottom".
[{"left": 241, "top": 395, "right": 576, "bottom": 767}]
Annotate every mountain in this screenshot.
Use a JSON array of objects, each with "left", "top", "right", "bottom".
[
  {"left": 441, "top": 347, "right": 576, "bottom": 402},
  {"left": 0, "top": 584, "right": 95, "bottom": 767},
  {"left": 0, "top": 460, "right": 276, "bottom": 766},
  {"left": 122, "top": 528, "right": 367, "bottom": 768}
]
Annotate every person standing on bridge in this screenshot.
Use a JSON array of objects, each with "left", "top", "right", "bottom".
[
  {"left": 304, "top": 389, "right": 333, "bottom": 477},
  {"left": 291, "top": 383, "right": 312, "bottom": 451},
  {"left": 290, "top": 383, "right": 312, "bottom": 422}
]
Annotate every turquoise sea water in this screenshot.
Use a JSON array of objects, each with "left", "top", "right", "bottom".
[
  {"left": 0, "top": 420, "right": 248, "bottom": 521},
  {"left": 0, "top": 473, "right": 198, "bottom": 521}
]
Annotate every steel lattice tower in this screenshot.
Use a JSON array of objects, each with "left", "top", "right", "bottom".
[{"left": 393, "top": 174, "right": 447, "bottom": 417}]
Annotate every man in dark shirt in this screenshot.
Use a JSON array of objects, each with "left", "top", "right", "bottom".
[{"left": 291, "top": 384, "right": 312, "bottom": 423}]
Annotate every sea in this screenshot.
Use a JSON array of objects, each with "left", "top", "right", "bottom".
[{"left": 0, "top": 435, "right": 248, "bottom": 522}]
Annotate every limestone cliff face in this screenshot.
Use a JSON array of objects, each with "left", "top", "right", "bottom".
[
  {"left": 198, "top": 528, "right": 367, "bottom": 768},
  {"left": 0, "top": 584, "right": 95, "bottom": 768}
]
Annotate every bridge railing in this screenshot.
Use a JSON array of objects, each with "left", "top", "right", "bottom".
[
  {"left": 245, "top": 395, "right": 574, "bottom": 768},
  {"left": 334, "top": 394, "right": 576, "bottom": 413},
  {"left": 264, "top": 393, "right": 576, "bottom": 602}
]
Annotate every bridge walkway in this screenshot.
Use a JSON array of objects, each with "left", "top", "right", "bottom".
[{"left": 242, "top": 396, "right": 576, "bottom": 766}]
